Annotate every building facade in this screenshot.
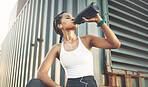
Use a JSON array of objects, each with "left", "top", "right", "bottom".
[{"left": 0, "top": 0, "right": 148, "bottom": 87}]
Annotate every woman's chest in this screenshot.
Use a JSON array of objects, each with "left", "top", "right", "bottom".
[{"left": 60, "top": 48, "right": 93, "bottom": 68}]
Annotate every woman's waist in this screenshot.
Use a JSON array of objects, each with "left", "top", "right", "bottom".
[
  {"left": 66, "top": 70, "right": 94, "bottom": 78},
  {"left": 67, "top": 75, "right": 95, "bottom": 81}
]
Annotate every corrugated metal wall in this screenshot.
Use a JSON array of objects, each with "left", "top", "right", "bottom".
[
  {"left": 0, "top": 0, "right": 147, "bottom": 87},
  {"left": 0, "top": 0, "right": 106, "bottom": 87},
  {"left": 107, "top": 0, "right": 148, "bottom": 87}
]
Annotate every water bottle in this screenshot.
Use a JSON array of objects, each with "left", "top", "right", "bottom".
[{"left": 74, "top": 2, "right": 99, "bottom": 24}]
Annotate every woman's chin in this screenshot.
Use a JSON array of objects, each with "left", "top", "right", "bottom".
[
  {"left": 73, "top": 25, "right": 77, "bottom": 29},
  {"left": 73, "top": 27, "right": 77, "bottom": 30}
]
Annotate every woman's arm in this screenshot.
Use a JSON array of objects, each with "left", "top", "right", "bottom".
[
  {"left": 37, "top": 44, "right": 61, "bottom": 87},
  {"left": 82, "top": 14, "right": 121, "bottom": 49}
]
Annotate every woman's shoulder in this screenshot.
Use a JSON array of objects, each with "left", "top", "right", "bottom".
[
  {"left": 48, "top": 43, "right": 61, "bottom": 54},
  {"left": 52, "top": 43, "right": 62, "bottom": 50},
  {"left": 50, "top": 43, "right": 61, "bottom": 60},
  {"left": 80, "top": 34, "right": 92, "bottom": 42},
  {"left": 80, "top": 35, "right": 93, "bottom": 49}
]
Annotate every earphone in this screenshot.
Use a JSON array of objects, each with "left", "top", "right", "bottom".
[{"left": 60, "top": 25, "right": 63, "bottom": 28}]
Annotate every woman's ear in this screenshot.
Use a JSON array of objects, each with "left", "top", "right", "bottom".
[{"left": 57, "top": 24, "right": 63, "bottom": 29}]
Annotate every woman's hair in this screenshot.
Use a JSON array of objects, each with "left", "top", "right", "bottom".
[{"left": 53, "top": 12, "right": 65, "bottom": 43}]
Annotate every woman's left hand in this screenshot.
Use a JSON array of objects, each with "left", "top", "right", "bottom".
[{"left": 82, "top": 14, "right": 102, "bottom": 23}]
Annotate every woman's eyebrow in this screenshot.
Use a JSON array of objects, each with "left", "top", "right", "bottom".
[{"left": 65, "top": 15, "right": 70, "bottom": 17}]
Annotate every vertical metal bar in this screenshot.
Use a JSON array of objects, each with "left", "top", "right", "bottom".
[
  {"left": 27, "top": 0, "right": 37, "bottom": 81},
  {"left": 49, "top": 0, "right": 55, "bottom": 47},
  {"left": 5, "top": 30, "right": 8, "bottom": 87},
  {"left": 72, "top": 0, "right": 78, "bottom": 36},
  {"left": 4, "top": 43, "right": 7, "bottom": 87},
  {"left": 8, "top": 27, "right": 14, "bottom": 87},
  {"left": 63, "top": 0, "right": 67, "bottom": 12},
  {"left": 109, "top": 74, "right": 117, "bottom": 87},
  {"left": 23, "top": 0, "right": 34, "bottom": 85},
  {"left": 7, "top": 28, "right": 13, "bottom": 87},
  {"left": 6, "top": 29, "right": 10, "bottom": 87},
  {"left": 144, "top": 78, "right": 148, "bottom": 87},
  {"left": 32, "top": 0, "right": 41, "bottom": 78},
  {"left": 25, "top": 0, "right": 36, "bottom": 82},
  {"left": 102, "top": 0, "right": 112, "bottom": 72},
  {"left": 4, "top": 41, "right": 7, "bottom": 87},
  {"left": 52, "top": 0, "right": 60, "bottom": 82},
  {"left": 67, "top": 0, "right": 72, "bottom": 13},
  {"left": 44, "top": 0, "right": 51, "bottom": 59},
  {"left": 3, "top": 38, "right": 6, "bottom": 87},
  {"left": 7, "top": 33, "right": 10, "bottom": 87},
  {"left": 8, "top": 30, "right": 12, "bottom": 87},
  {"left": 39, "top": 1, "right": 49, "bottom": 79},
  {"left": 60, "top": 65, "right": 65, "bottom": 87},
  {"left": 50, "top": 0, "right": 55, "bottom": 81},
  {"left": 17, "top": 8, "right": 25, "bottom": 87},
  {"left": 78, "top": 0, "right": 87, "bottom": 37},
  {"left": 59, "top": 1, "right": 65, "bottom": 86},
  {"left": 18, "top": 4, "right": 29, "bottom": 87},
  {"left": 7, "top": 28, "right": 10, "bottom": 87},
  {"left": 11, "top": 26, "right": 16, "bottom": 87},
  {"left": 31, "top": 0, "right": 41, "bottom": 79},
  {"left": 16, "top": 9, "right": 25, "bottom": 87},
  {"left": 9, "top": 30, "right": 13, "bottom": 87},
  {"left": 5, "top": 39, "right": 9, "bottom": 86},
  {"left": 36, "top": 0, "right": 44, "bottom": 71},
  {"left": 55, "top": 0, "right": 63, "bottom": 85},
  {"left": 37, "top": 2, "right": 51, "bottom": 85},
  {"left": 8, "top": 23, "right": 13, "bottom": 87},
  {"left": 5, "top": 32, "right": 8, "bottom": 87},
  {"left": 13, "top": 14, "right": 22, "bottom": 87},
  {"left": 10, "top": 21, "right": 17, "bottom": 87},
  {"left": 74, "top": 0, "right": 79, "bottom": 36},
  {"left": 7, "top": 34, "right": 10, "bottom": 87},
  {"left": 72, "top": 0, "right": 78, "bottom": 17},
  {"left": 4, "top": 34, "right": 7, "bottom": 87},
  {"left": 20, "top": 1, "right": 32, "bottom": 87},
  {"left": 16, "top": 11, "right": 24, "bottom": 87},
  {"left": 125, "top": 75, "right": 132, "bottom": 87},
  {"left": 45, "top": 0, "right": 52, "bottom": 78},
  {"left": 138, "top": 76, "right": 142, "bottom": 87}
]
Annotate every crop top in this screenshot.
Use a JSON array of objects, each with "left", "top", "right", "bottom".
[{"left": 60, "top": 36, "right": 94, "bottom": 78}]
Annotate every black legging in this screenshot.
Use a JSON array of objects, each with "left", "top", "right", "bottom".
[
  {"left": 66, "top": 76, "right": 97, "bottom": 87},
  {"left": 26, "top": 79, "right": 47, "bottom": 87}
]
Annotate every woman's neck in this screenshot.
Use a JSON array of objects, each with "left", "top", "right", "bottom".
[{"left": 63, "top": 30, "right": 77, "bottom": 43}]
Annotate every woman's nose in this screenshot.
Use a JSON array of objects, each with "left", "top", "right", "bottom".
[{"left": 72, "top": 18, "right": 75, "bottom": 21}]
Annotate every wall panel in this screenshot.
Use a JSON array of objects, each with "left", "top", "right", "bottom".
[{"left": 108, "top": 0, "right": 148, "bottom": 87}]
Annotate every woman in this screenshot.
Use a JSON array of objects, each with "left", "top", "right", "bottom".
[{"left": 37, "top": 12, "right": 121, "bottom": 87}]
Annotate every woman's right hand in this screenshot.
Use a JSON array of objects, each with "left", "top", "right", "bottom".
[{"left": 56, "top": 86, "right": 61, "bottom": 87}]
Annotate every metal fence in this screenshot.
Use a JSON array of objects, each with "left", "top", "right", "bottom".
[{"left": 0, "top": 0, "right": 147, "bottom": 87}]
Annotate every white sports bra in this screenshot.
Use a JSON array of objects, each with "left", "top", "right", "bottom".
[{"left": 60, "top": 36, "right": 94, "bottom": 78}]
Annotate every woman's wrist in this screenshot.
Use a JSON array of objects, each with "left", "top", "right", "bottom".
[
  {"left": 97, "top": 19, "right": 106, "bottom": 27},
  {"left": 95, "top": 15, "right": 103, "bottom": 23}
]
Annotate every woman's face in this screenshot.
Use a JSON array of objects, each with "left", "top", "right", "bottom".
[{"left": 60, "top": 13, "right": 77, "bottom": 30}]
